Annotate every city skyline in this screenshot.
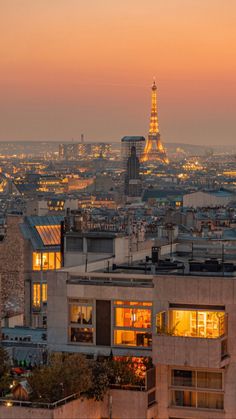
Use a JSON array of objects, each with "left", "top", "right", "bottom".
[{"left": 1, "top": 1, "right": 236, "bottom": 145}]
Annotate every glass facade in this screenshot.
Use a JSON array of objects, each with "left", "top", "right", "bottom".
[
  {"left": 68, "top": 299, "right": 94, "bottom": 344},
  {"left": 114, "top": 301, "right": 152, "bottom": 347},
  {"left": 171, "top": 369, "right": 224, "bottom": 410},
  {"left": 169, "top": 310, "right": 225, "bottom": 338},
  {"left": 32, "top": 252, "right": 61, "bottom": 270}
]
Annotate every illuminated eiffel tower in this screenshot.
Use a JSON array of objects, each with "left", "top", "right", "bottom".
[{"left": 142, "top": 80, "right": 169, "bottom": 164}]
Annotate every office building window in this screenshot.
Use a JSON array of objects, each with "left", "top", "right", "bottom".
[
  {"left": 68, "top": 299, "right": 94, "bottom": 344},
  {"left": 113, "top": 301, "right": 152, "bottom": 347},
  {"left": 171, "top": 368, "right": 224, "bottom": 410},
  {"left": 32, "top": 252, "right": 61, "bottom": 270},
  {"left": 169, "top": 310, "right": 225, "bottom": 338}
]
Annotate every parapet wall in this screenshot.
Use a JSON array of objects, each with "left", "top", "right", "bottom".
[{"left": 0, "top": 389, "right": 157, "bottom": 419}]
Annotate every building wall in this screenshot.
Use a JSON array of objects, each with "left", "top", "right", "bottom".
[
  {"left": 47, "top": 271, "right": 153, "bottom": 356},
  {"left": 183, "top": 191, "right": 233, "bottom": 208},
  {"left": 0, "top": 215, "right": 25, "bottom": 318},
  {"left": 0, "top": 389, "right": 156, "bottom": 419},
  {"left": 153, "top": 275, "right": 236, "bottom": 419}
]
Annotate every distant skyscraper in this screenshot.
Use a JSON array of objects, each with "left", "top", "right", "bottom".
[
  {"left": 121, "top": 136, "right": 145, "bottom": 164},
  {"left": 125, "top": 145, "right": 142, "bottom": 197},
  {"left": 142, "top": 80, "right": 169, "bottom": 164}
]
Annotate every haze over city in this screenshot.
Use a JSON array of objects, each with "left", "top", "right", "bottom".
[{"left": 1, "top": 0, "right": 236, "bottom": 146}]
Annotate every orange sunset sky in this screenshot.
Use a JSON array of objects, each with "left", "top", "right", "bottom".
[{"left": 0, "top": 0, "right": 236, "bottom": 146}]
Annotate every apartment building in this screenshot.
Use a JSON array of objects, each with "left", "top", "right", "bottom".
[
  {"left": 0, "top": 214, "right": 63, "bottom": 327},
  {"left": 47, "top": 267, "right": 236, "bottom": 419}
]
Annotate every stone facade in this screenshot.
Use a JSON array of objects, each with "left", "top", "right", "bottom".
[
  {"left": 0, "top": 215, "right": 25, "bottom": 318},
  {"left": 0, "top": 390, "right": 157, "bottom": 419}
]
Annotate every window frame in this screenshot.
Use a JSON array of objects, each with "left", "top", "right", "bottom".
[
  {"left": 169, "top": 367, "right": 224, "bottom": 411},
  {"left": 32, "top": 251, "right": 62, "bottom": 271},
  {"left": 167, "top": 308, "right": 226, "bottom": 339},
  {"left": 68, "top": 299, "right": 95, "bottom": 345},
  {"left": 113, "top": 300, "right": 153, "bottom": 348}
]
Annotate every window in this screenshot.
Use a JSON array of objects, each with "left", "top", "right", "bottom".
[
  {"left": 32, "top": 252, "right": 61, "bottom": 270},
  {"left": 114, "top": 301, "right": 152, "bottom": 347},
  {"left": 68, "top": 299, "right": 94, "bottom": 344},
  {"left": 42, "top": 284, "right": 47, "bottom": 303},
  {"left": 33, "top": 284, "right": 41, "bottom": 308},
  {"left": 32, "top": 252, "right": 41, "bottom": 271},
  {"left": 70, "top": 303, "right": 92, "bottom": 324},
  {"left": 172, "top": 369, "right": 196, "bottom": 387},
  {"left": 32, "top": 283, "right": 48, "bottom": 309},
  {"left": 70, "top": 328, "right": 93, "bottom": 343},
  {"left": 168, "top": 310, "right": 225, "bottom": 338},
  {"left": 35, "top": 225, "right": 61, "bottom": 246},
  {"left": 171, "top": 369, "right": 224, "bottom": 410}
]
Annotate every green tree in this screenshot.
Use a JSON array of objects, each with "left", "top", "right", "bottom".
[
  {"left": 28, "top": 353, "right": 92, "bottom": 403},
  {"left": 87, "top": 360, "right": 111, "bottom": 401}
]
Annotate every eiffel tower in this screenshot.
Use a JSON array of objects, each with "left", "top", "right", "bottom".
[{"left": 142, "top": 80, "right": 169, "bottom": 164}]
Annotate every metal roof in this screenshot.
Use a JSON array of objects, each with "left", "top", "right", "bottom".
[{"left": 20, "top": 215, "right": 64, "bottom": 251}]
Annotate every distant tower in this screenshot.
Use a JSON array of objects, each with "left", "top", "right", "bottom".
[
  {"left": 125, "top": 146, "right": 142, "bottom": 197},
  {"left": 121, "top": 136, "right": 145, "bottom": 164},
  {"left": 142, "top": 80, "right": 168, "bottom": 164}
]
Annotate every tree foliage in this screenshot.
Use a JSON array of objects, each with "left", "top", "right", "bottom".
[
  {"left": 26, "top": 353, "right": 152, "bottom": 403},
  {"left": 86, "top": 360, "right": 111, "bottom": 401},
  {"left": 28, "top": 353, "right": 92, "bottom": 402}
]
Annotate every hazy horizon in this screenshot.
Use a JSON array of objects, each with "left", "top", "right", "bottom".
[{"left": 1, "top": 1, "right": 236, "bottom": 146}]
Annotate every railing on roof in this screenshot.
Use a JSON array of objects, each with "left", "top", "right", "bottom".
[
  {"left": 69, "top": 274, "right": 153, "bottom": 287},
  {"left": 0, "top": 393, "right": 78, "bottom": 410}
]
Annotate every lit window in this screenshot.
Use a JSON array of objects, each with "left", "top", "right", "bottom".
[
  {"left": 55, "top": 252, "right": 62, "bottom": 269},
  {"left": 168, "top": 310, "right": 225, "bottom": 338},
  {"left": 70, "top": 328, "right": 93, "bottom": 343},
  {"left": 33, "top": 284, "right": 41, "bottom": 308},
  {"left": 32, "top": 252, "right": 41, "bottom": 270},
  {"left": 115, "top": 308, "right": 151, "bottom": 328},
  {"left": 42, "top": 284, "right": 47, "bottom": 303},
  {"left": 68, "top": 299, "right": 94, "bottom": 344},
  {"left": 70, "top": 304, "right": 92, "bottom": 324},
  {"left": 114, "top": 301, "right": 152, "bottom": 347},
  {"left": 32, "top": 252, "right": 61, "bottom": 271}
]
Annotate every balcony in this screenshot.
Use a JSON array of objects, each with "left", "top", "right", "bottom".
[{"left": 152, "top": 334, "right": 229, "bottom": 368}]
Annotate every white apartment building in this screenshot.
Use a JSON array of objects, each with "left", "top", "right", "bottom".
[{"left": 47, "top": 267, "right": 236, "bottom": 419}]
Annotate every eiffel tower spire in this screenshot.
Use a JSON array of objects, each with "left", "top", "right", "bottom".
[
  {"left": 142, "top": 80, "right": 168, "bottom": 164},
  {"left": 149, "top": 79, "right": 159, "bottom": 135}
]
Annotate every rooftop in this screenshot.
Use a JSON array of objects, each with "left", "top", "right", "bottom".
[{"left": 20, "top": 215, "right": 63, "bottom": 250}]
